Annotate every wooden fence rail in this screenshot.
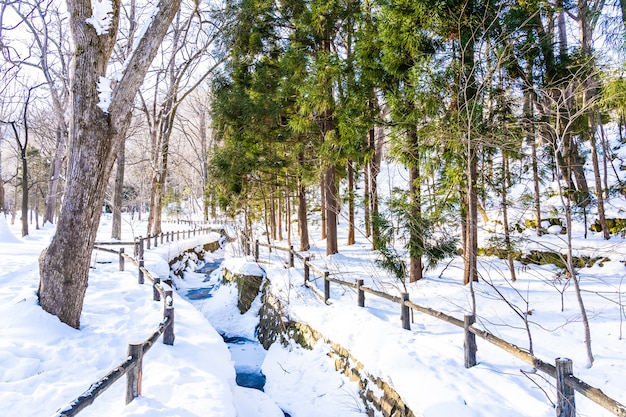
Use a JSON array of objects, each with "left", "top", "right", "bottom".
[
  {"left": 53, "top": 225, "right": 221, "bottom": 416},
  {"left": 247, "top": 238, "right": 626, "bottom": 417}
]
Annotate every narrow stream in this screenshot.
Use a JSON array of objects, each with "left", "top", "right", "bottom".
[{"left": 189, "top": 261, "right": 291, "bottom": 417}]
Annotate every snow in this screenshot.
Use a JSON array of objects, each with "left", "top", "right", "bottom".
[
  {"left": 2, "top": 153, "right": 626, "bottom": 417},
  {"left": 85, "top": 0, "right": 114, "bottom": 36},
  {"left": 96, "top": 76, "right": 112, "bottom": 113}
]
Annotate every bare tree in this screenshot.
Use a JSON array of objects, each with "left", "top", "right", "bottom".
[
  {"left": 38, "top": 0, "right": 183, "bottom": 329},
  {"left": 139, "top": 4, "right": 224, "bottom": 235},
  {"left": 3, "top": 0, "right": 71, "bottom": 226}
]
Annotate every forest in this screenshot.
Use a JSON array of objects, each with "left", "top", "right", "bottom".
[{"left": 0, "top": 0, "right": 625, "bottom": 334}]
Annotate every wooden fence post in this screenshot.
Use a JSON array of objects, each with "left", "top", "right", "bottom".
[
  {"left": 119, "top": 248, "right": 125, "bottom": 271},
  {"left": 153, "top": 277, "right": 161, "bottom": 301},
  {"left": 138, "top": 238, "right": 145, "bottom": 285},
  {"left": 177, "top": 230, "right": 180, "bottom": 241},
  {"left": 357, "top": 279, "right": 364, "bottom": 307},
  {"left": 153, "top": 234, "right": 158, "bottom": 248},
  {"left": 556, "top": 358, "right": 575, "bottom": 417},
  {"left": 324, "top": 271, "right": 330, "bottom": 303},
  {"left": 401, "top": 293, "right": 411, "bottom": 330},
  {"left": 254, "top": 240, "right": 259, "bottom": 262},
  {"left": 304, "top": 257, "right": 310, "bottom": 285},
  {"left": 125, "top": 342, "right": 143, "bottom": 404},
  {"left": 146, "top": 234, "right": 151, "bottom": 250},
  {"left": 289, "top": 246, "right": 294, "bottom": 268},
  {"left": 464, "top": 314, "right": 477, "bottom": 368},
  {"left": 163, "top": 289, "right": 175, "bottom": 345},
  {"left": 160, "top": 233, "right": 164, "bottom": 245}
]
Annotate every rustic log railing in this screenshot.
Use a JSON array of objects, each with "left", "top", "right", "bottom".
[
  {"left": 52, "top": 226, "right": 222, "bottom": 416},
  {"left": 247, "top": 238, "right": 626, "bottom": 417}
]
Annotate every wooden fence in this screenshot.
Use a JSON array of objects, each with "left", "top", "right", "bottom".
[
  {"left": 247, "top": 239, "right": 626, "bottom": 417},
  {"left": 52, "top": 226, "right": 221, "bottom": 417}
]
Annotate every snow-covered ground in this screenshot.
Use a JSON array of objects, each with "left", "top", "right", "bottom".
[{"left": 2, "top": 161, "right": 626, "bottom": 417}]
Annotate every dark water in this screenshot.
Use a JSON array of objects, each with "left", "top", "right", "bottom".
[
  {"left": 197, "top": 260, "right": 222, "bottom": 276},
  {"left": 190, "top": 262, "right": 290, "bottom": 416},
  {"left": 223, "top": 336, "right": 291, "bottom": 416},
  {"left": 185, "top": 286, "right": 215, "bottom": 300},
  {"left": 223, "top": 335, "right": 269, "bottom": 393}
]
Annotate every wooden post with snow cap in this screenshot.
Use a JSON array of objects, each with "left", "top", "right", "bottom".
[
  {"left": 119, "top": 248, "right": 125, "bottom": 271},
  {"left": 125, "top": 342, "right": 143, "bottom": 404},
  {"left": 357, "top": 279, "right": 364, "bottom": 307},
  {"left": 163, "top": 288, "right": 175, "bottom": 345},
  {"left": 401, "top": 293, "right": 411, "bottom": 330},
  {"left": 137, "top": 238, "right": 145, "bottom": 285},
  {"left": 161, "top": 233, "right": 164, "bottom": 244},
  {"left": 556, "top": 358, "right": 575, "bottom": 417},
  {"left": 464, "top": 314, "right": 477, "bottom": 368},
  {"left": 324, "top": 271, "right": 330, "bottom": 303}
]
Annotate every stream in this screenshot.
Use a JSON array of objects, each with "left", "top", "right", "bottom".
[{"left": 185, "top": 261, "right": 291, "bottom": 417}]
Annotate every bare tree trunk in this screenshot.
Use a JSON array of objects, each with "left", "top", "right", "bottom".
[
  {"left": 44, "top": 125, "right": 66, "bottom": 225},
  {"left": 38, "top": 0, "right": 183, "bottom": 329},
  {"left": 111, "top": 137, "right": 125, "bottom": 240},
  {"left": 501, "top": 153, "right": 516, "bottom": 282},
  {"left": 408, "top": 128, "right": 422, "bottom": 283},
  {"left": 370, "top": 125, "right": 382, "bottom": 249},
  {"left": 297, "top": 152, "right": 310, "bottom": 251},
  {"left": 325, "top": 164, "right": 338, "bottom": 255},
  {"left": 363, "top": 159, "right": 370, "bottom": 238},
  {"left": 278, "top": 188, "right": 283, "bottom": 241},
  {"left": 347, "top": 160, "right": 355, "bottom": 245},
  {"left": 320, "top": 172, "right": 326, "bottom": 240},
  {"left": 270, "top": 186, "right": 277, "bottom": 241},
  {"left": 523, "top": 66, "right": 542, "bottom": 236},
  {"left": 464, "top": 144, "right": 478, "bottom": 285}
]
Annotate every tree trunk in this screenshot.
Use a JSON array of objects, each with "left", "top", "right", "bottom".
[
  {"left": 347, "top": 160, "right": 355, "bottom": 245},
  {"left": 408, "top": 128, "right": 422, "bottom": 283},
  {"left": 44, "top": 125, "right": 66, "bottom": 225},
  {"left": 501, "top": 153, "right": 516, "bottom": 282},
  {"left": 325, "top": 164, "right": 338, "bottom": 255},
  {"left": 270, "top": 186, "right": 277, "bottom": 241},
  {"left": 20, "top": 144, "right": 29, "bottom": 238},
  {"left": 297, "top": 152, "right": 310, "bottom": 251},
  {"left": 38, "top": 0, "right": 183, "bottom": 329},
  {"left": 111, "top": 137, "right": 125, "bottom": 240},
  {"left": 523, "top": 67, "right": 542, "bottom": 236},
  {"left": 320, "top": 172, "right": 326, "bottom": 240},
  {"left": 464, "top": 144, "right": 478, "bottom": 285},
  {"left": 370, "top": 125, "right": 382, "bottom": 249},
  {"left": 363, "top": 158, "right": 370, "bottom": 238}
]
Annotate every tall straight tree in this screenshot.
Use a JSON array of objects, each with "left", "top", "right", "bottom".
[{"left": 38, "top": 0, "right": 183, "bottom": 329}]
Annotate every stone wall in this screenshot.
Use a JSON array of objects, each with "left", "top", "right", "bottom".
[{"left": 258, "top": 291, "right": 416, "bottom": 417}]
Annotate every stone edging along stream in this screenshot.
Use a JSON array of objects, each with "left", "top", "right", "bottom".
[
  {"left": 170, "top": 239, "right": 416, "bottom": 417},
  {"left": 257, "top": 289, "right": 417, "bottom": 417}
]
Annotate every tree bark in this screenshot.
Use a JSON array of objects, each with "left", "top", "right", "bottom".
[
  {"left": 325, "top": 164, "right": 338, "bottom": 255},
  {"left": 38, "top": 0, "right": 183, "bottom": 328},
  {"left": 111, "top": 137, "right": 126, "bottom": 240},
  {"left": 408, "top": 128, "right": 422, "bottom": 283},
  {"left": 347, "top": 160, "right": 355, "bottom": 245},
  {"left": 297, "top": 152, "right": 310, "bottom": 251},
  {"left": 44, "top": 125, "right": 66, "bottom": 225}
]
